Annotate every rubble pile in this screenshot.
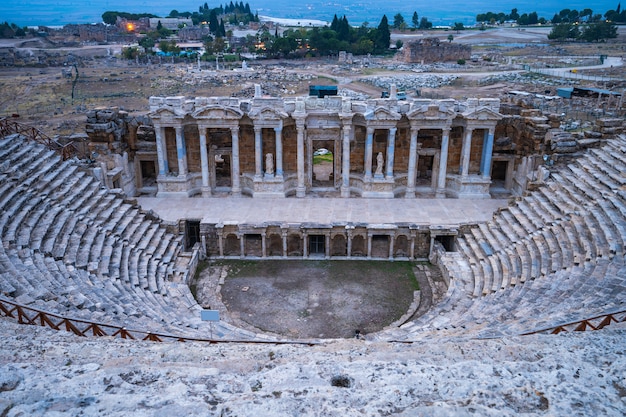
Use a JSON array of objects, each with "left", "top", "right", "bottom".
[
  {"left": 359, "top": 74, "right": 458, "bottom": 91},
  {"left": 479, "top": 72, "right": 577, "bottom": 86}
]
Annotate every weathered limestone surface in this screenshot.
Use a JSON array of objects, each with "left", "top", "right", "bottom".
[{"left": 0, "top": 319, "right": 624, "bottom": 416}]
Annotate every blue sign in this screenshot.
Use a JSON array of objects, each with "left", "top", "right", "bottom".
[{"left": 201, "top": 310, "right": 220, "bottom": 322}]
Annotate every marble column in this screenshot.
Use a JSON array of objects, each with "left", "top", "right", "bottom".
[
  {"left": 217, "top": 230, "right": 224, "bottom": 258},
  {"left": 460, "top": 127, "right": 473, "bottom": 177},
  {"left": 409, "top": 232, "right": 416, "bottom": 260},
  {"left": 254, "top": 127, "right": 263, "bottom": 179},
  {"left": 296, "top": 120, "right": 306, "bottom": 197},
  {"left": 325, "top": 234, "right": 330, "bottom": 259},
  {"left": 261, "top": 232, "right": 267, "bottom": 258},
  {"left": 436, "top": 128, "right": 450, "bottom": 198},
  {"left": 199, "top": 127, "right": 210, "bottom": 196},
  {"left": 155, "top": 126, "right": 169, "bottom": 175},
  {"left": 405, "top": 127, "right": 419, "bottom": 198},
  {"left": 302, "top": 232, "right": 308, "bottom": 258},
  {"left": 274, "top": 126, "right": 283, "bottom": 178},
  {"left": 174, "top": 126, "right": 187, "bottom": 176},
  {"left": 388, "top": 234, "right": 395, "bottom": 259},
  {"left": 347, "top": 230, "right": 353, "bottom": 258},
  {"left": 367, "top": 233, "right": 372, "bottom": 259},
  {"left": 364, "top": 127, "right": 374, "bottom": 179},
  {"left": 480, "top": 128, "right": 495, "bottom": 179},
  {"left": 341, "top": 124, "right": 351, "bottom": 197},
  {"left": 385, "top": 127, "right": 397, "bottom": 179},
  {"left": 230, "top": 127, "right": 241, "bottom": 196},
  {"left": 239, "top": 234, "right": 245, "bottom": 258},
  {"left": 281, "top": 229, "right": 288, "bottom": 258}
]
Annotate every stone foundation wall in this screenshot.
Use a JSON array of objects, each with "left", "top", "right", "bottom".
[{"left": 402, "top": 38, "right": 471, "bottom": 64}]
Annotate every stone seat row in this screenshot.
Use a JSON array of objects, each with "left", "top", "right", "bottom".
[
  {"left": 397, "top": 256, "right": 626, "bottom": 341},
  {"left": 0, "top": 134, "right": 238, "bottom": 338},
  {"left": 0, "top": 145, "right": 180, "bottom": 296},
  {"left": 390, "top": 137, "right": 626, "bottom": 340}
]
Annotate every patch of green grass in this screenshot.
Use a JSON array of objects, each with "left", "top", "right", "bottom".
[
  {"left": 316, "top": 75, "right": 337, "bottom": 84},
  {"left": 216, "top": 259, "right": 419, "bottom": 290},
  {"left": 313, "top": 154, "right": 333, "bottom": 165}
]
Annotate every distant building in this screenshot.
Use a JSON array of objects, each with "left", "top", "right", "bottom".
[
  {"left": 148, "top": 18, "right": 193, "bottom": 31},
  {"left": 402, "top": 38, "right": 471, "bottom": 64},
  {"left": 178, "top": 26, "right": 211, "bottom": 41}
]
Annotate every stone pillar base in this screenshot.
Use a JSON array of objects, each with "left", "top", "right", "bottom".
[
  {"left": 201, "top": 186, "right": 211, "bottom": 197},
  {"left": 296, "top": 187, "right": 306, "bottom": 198},
  {"left": 340, "top": 186, "right": 350, "bottom": 198}
]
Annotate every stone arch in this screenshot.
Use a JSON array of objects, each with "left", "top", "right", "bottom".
[
  {"left": 331, "top": 234, "right": 347, "bottom": 257},
  {"left": 224, "top": 234, "right": 240, "bottom": 256},
  {"left": 268, "top": 233, "right": 283, "bottom": 257},
  {"left": 351, "top": 235, "right": 366, "bottom": 257},
  {"left": 288, "top": 233, "right": 303, "bottom": 256},
  {"left": 394, "top": 234, "right": 409, "bottom": 258}
]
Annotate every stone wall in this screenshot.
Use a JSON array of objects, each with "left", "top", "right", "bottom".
[{"left": 402, "top": 38, "right": 471, "bottom": 64}]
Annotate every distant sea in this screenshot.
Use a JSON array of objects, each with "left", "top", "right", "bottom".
[{"left": 1, "top": 0, "right": 618, "bottom": 27}]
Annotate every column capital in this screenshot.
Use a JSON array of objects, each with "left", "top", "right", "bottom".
[{"left": 230, "top": 126, "right": 240, "bottom": 135}]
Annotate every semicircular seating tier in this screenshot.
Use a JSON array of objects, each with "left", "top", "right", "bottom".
[
  {"left": 0, "top": 133, "right": 259, "bottom": 341},
  {"left": 1, "top": 132, "right": 626, "bottom": 342},
  {"left": 377, "top": 135, "right": 626, "bottom": 341}
]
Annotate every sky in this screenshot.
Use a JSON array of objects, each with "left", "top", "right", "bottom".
[{"left": 1, "top": 0, "right": 619, "bottom": 27}]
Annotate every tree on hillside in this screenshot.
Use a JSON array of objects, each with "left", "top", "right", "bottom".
[
  {"left": 419, "top": 16, "right": 432, "bottom": 29},
  {"left": 580, "top": 21, "right": 618, "bottom": 42},
  {"left": 373, "top": 15, "right": 391, "bottom": 53},
  {"left": 453, "top": 22, "right": 465, "bottom": 33},
  {"left": 331, "top": 14, "right": 340, "bottom": 31},
  {"left": 393, "top": 13, "right": 405, "bottom": 29},
  {"left": 547, "top": 22, "right": 580, "bottom": 41},
  {"left": 412, "top": 12, "right": 419, "bottom": 29},
  {"left": 209, "top": 9, "right": 220, "bottom": 35}
]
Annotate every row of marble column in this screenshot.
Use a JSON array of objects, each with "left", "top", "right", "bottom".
[
  {"left": 214, "top": 230, "right": 421, "bottom": 259},
  {"left": 154, "top": 122, "right": 496, "bottom": 197}
]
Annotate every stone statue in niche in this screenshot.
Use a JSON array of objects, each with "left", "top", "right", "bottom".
[
  {"left": 265, "top": 152, "right": 274, "bottom": 176},
  {"left": 375, "top": 152, "right": 384, "bottom": 177}
]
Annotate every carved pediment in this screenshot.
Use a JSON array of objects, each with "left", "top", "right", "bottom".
[
  {"left": 364, "top": 106, "right": 401, "bottom": 122},
  {"left": 248, "top": 106, "right": 288, "bottom": 121},
  {"left": 192, "top": 105, "right": 244, "bottom": 120},
  {"left": 407, "top": 104, "right": 455, "bottom": 120},
  {"left": 462, "top": 106, "right": 503, "bottom": 121},
  {"left": 150, "top": 107, "right": 185, "bottom": 120}
]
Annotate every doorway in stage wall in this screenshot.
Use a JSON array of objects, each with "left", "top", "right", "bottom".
[
  {"left": 140, "top": 160, "right": 157, "bottom": 187},
  {"left": 416, "top": 154, "right": 434, "bottom": 186},
  {"left": 309, "top": 234, "right": 325, "bottom": 256},
  {"left": 185, "top": 220, "right": 201, "bottom": 252},
  {"left": 312, "top": 147, "right": 334, "bottom": 189},
  {"left": 211, "top": 148, "right": 232, "bottom": 192}
]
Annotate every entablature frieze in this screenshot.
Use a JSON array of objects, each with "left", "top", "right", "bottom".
[{"left": 148, "top": 96, "right": 502, "bottom": 132}]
